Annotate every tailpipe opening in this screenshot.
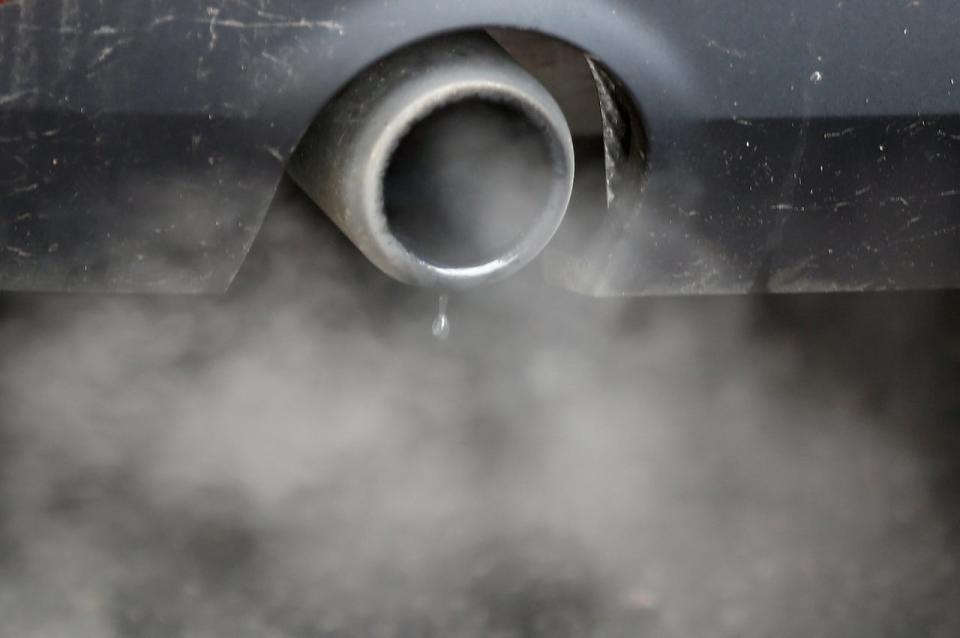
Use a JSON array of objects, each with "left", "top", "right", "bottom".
[{"left": 287, "top": 33, "right": 576, "bottom": 290}]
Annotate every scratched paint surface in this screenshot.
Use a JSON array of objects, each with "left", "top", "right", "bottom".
[{"left": 1, "top": 0, "right": 959, "bottom": 294}]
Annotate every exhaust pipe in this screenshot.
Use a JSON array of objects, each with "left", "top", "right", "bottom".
[{"left": 287, "top": 33, "right": 575, "bottom": 290}]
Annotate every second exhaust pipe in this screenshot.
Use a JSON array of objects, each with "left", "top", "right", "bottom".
[{"left": 287, "top": 33, "right": 575, "bottom": 290}]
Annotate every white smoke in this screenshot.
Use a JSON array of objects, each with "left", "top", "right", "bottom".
[{"left": 0, "top": 181, "right": 957, "bottom": 638}]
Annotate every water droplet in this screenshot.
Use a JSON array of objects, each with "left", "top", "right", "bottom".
[{"left": 432, "top": 294, "right": 450, "bottom": 341}]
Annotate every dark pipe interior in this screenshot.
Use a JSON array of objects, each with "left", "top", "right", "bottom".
[{"left": 383, "top": 99, "right": 558, "bottom": 268}]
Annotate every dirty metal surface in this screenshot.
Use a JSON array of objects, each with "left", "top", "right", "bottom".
[{"left": 1, "top": 0, "right": 959, "bottom": 294}]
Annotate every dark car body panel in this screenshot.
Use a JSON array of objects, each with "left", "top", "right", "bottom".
[{"left": 1, "top": 0, "right": 958, "bottom": 294}]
